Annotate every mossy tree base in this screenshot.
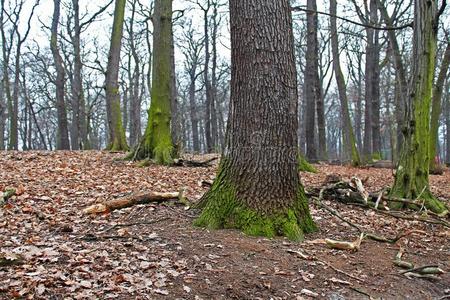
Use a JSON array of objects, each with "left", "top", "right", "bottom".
[
  {"left": 389, "top": 184, "right": 448, "bottom": 215},
  {"left": 298, "top": 155, "right": 317, "bottom": 173},
  {"left": 194, "top": 171, "right": 317, "bottom": 241}
]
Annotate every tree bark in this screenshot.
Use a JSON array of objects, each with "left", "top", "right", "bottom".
[
  {"left": 429, "top": 40, "right": 450, "bottom": 171},
  {"left": 330, "top": 0, "right": 361, "bottom": 166},
  {"left": 70, "top": 0, "right": 89, "bottom": 150},
  {"left": 105, "top": 0, "right": 129, "bottom": 151},
  {"left": 51, "top": 0, "right": 70, "bottom": 150},
  {"left": 195, "top": 0, "right": 316, "bottom": 241},
  {"left": 390, "top": 0, "right": 447, "bottom": 215},
  {"left": 133, "top": 0, "right": 174, "bottom": 164},
  {"left": 304, "top": 0, "right": 319, "bottom": 162}
]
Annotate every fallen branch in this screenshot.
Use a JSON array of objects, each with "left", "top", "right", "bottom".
[
  {"left": 173, "top": 157, "right": 218, "bottom": 167},
  {"left": 83, "top": 191, "right": 186, "bottom": 214},
  {"left": 325, "top": 233, "right": 364, "bottom": 251},
  {"left": 287, "top": 249, "right": 365, "bottom": 282}
]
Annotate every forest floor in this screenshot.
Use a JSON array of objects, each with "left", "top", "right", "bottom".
[{"left": 0, "top": 151, "right": 449, "bottom": 300}]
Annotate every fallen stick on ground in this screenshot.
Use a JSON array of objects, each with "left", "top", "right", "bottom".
[
  {"left": 83, "top": 190, "right": 187, "bottom": 214},
  {"left": 287, "top": 249, "right": 365, "bottom": 282}
]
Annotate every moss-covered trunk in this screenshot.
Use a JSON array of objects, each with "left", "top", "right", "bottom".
[
  {"left": 429, "top": 40, "right": 450, "bottom": 171},
  {"left": 195, "top": 0, "right": 316, "bottom": 241},
  {"left": 132, "top": 0, "right": 173, "bottom": 164},
  {"left": 105, "top": 0, "right": 129, "bottom": 152},
  {"left": 390, "top": 0, "right": 447, "bottom": 215}
]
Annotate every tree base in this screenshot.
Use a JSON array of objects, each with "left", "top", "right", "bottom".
[
  {"left": 389, "top": 188, "right": 448, "bottom": 216},
  {"left": 194, "top": 175, "right": 317, "bottom": 241},
  {"left": 129, "top": 136, "right": 174, "bottom": 165},
  {"left": 298, "top": 155, "right": 317, "bottom": 173}
]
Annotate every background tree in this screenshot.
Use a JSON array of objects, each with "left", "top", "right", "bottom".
[
  {"left": 329, "top": 0, "right": 361, "bottom": 166},
  {"left": 429, "top": 37, "right": 450, "bottom": 172},
  {"left": 195, "top": 0, "right": 316, "bottom": 241},
  {"left": 105, "top": 0, "right": 129, "bottom": 151},
  {"left": 51, "top": 0, "right": 70, "bottom": 150}
]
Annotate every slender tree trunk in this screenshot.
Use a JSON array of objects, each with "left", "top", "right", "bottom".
[
  {"left": 105, "top": 0, "right": 129, "bottom": 151},
  {"left": 0, "top": 83, "right": 5, "bottom": 150},
  {"left": 210, "top": 1, "right": 219, "bottom": 151},
  {"left": 378, "top": 0, "right": 408, "bottom": 156},
  {"left": 133, "top": 0, "right": 173, "bottom": 164},
  {"left": 189, "top": 74, "right": 200, "bottom": 152},
  {"left": 170, "top": 28, "right": 180, "bottom": 150},
  {"left": 71, "top": 0, "right": 89, "bottom": 150},
  {"left": 304, "top": 0, "right": 318, "bottom": 162},
  {"left": 195, "top": 0, "right": 316, "bottom": 241},
  {"left": 51, "top": 0, "right": 70, "bottom": 150},
  {"left": 390, "top": 0, "right": 447, "bottom": 214},
  {"left": 446, "top": 87, "right": 450, "bottom": 165},
  {"left": 202, "top": 1, "right": 213, "bottom": 153},
  {"left": 429, "top": 40, "right": 450, "bottom": 171},
  {"left": 371, "top": 29, "right": 381, "bottom": 159},
  {"left": 330, "top": 0, "right": 360, "bottom": 165}
]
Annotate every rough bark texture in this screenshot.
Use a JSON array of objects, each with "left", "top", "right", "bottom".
[
  {"left": 51, "top": 0, "right": 70, "bottom": 150},
  {"left": 195, "top": 0, "right": 316, "bottom": 241},
  {"left": 304, "top": 0, "right": 319, "bottom": 162},
  {"left": 429, "top": 40, "right": 450, "bottom": 171},
  {"left": 133, "top": 0, "right": 174, "bottom": 164},
  {"left": 105, "top": 0, "right": 129, "bottom": 151},
  {"left": 330, "top": 0, "right": 361, "bottom": 166},
  {"left": 390, "top": 0, "right": 447, "bottom": 215}
]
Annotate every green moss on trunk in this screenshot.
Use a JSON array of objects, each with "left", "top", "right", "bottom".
[
  {"left": 298, "top": 154, "right": 317, "bottom": 173},
  {"left": 194, "top": 165, "right": 317, "bottom": 241},
  {"left": 390, "top": 0, "right": 447, "bottom": 216},
  {"left": 130, "top": 0, "right": 174, "bottom": 165}
]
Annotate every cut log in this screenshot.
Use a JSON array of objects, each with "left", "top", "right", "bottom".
[{"left": 83, "top": 191, "right": 183, "bottom": 214}]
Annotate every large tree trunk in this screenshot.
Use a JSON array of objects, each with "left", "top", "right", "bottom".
[
  {"left": 105, "top": 0, "right": 129, "bottom": 151},
  {"left": 133, "top": 0, "right": 173, "bottom": 164},
  {"left": 330, "top": 0, "right": 360, "bottom": 166},
  {"left": 195, "top": 0, "right": 316, "bottom": 241},
  {"left": 429, "top": 40, "right": 450, "bottom": 171},
  {"left": 390, "top": 0, "right": 447, "bottom": 215},
  {"left": 304, "top": 0, "right": 318, "bottom": 162},
  {"left": 51, "top": 0, "right": 70, "bottom": 150}
]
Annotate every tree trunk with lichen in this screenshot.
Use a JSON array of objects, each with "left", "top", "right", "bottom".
[
  {"left": 105, "top": 0, "right": 129, "bottom": 151},
  {"left": 132, "top": 0, "right": 173, "bottom": 164},
  {"left": 429, "top": 40, "right": 450, "bottom": 172},
  {"left": 390, "top": 0, "right": 447, "bottom": 215},
  {"left": 195, "top": 0, "right": 316, "bottom": 241},
  {"left": 330, "top": 0, "right": 360, "bottom": 166}
]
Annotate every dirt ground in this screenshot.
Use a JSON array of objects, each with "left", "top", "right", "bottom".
[{"left": 0, "top": 151, "right": 449, "bottom": 299}]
